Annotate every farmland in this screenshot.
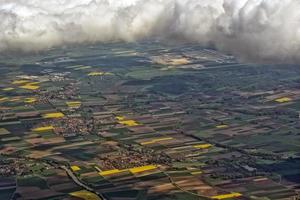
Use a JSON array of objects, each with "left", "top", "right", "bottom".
[{"left": 0, "top": 41, "right": 299, "bottom": 200}]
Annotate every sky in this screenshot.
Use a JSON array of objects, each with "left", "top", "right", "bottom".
[{"left": 0, "top": 0, "right": 299, "bottom": 63}]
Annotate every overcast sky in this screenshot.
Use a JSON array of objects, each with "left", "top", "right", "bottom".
[{"left": 0, "top": 0, "right": 299, "bottom": 63}]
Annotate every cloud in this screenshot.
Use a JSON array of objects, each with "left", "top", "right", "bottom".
[{"left": 0, "top": 0, "right": 299, "bottom": 63}]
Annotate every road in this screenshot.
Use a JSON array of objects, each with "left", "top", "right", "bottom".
[{"left": 61, "top": 165, "right": 108, "bottom": 200}]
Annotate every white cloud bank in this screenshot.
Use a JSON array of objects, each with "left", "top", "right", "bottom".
[{"left": 0, "top": 0, "right": 300, "bottom": 63}]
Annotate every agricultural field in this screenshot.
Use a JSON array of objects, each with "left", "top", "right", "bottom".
[{"left": 0, "top": 42, "right": 299, "bottom": 200}]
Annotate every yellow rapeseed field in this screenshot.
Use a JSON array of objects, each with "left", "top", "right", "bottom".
[
  {"left": 191, "top": 171, "right": 202, "bottom": 175},
  {"left": 71, "top": 165, "right": 81, "bottom": 172},
  {"left": 193, "top": 144, "right": 212, "bottom": 149},
  {"left": 19, "top": 82, "right": 40, "bottom": 90},
  {"left": 216, "top": 125, "right": 229, "bottom": 129},
  {"left": 24, "top": 97, "right": 37, "bottom": 103},
  {"left": 129, "top": 165, "right": 157, "bottom": 173},
  {"left": 115, "top": 116, "right": 140, "bottom": 126},
  {"left": 99, "top": 165, "right": 157, "bottom": 176},
  {"left": 115, "top": 116, "right": 125, "bottom": 121},
  {"left": 66, "top": 101, "right": 81, "bottom": 108},
  {"left": 32, "top": 126, "right": 54, "bottom": 132},
  {"left": 99, "top": 169, "right": 123, "bottom": 176},
  {"left": 211, "top": 192, "right": 242, "bottom": 199},
  {"left": 118, "top": 120, "right": 139, "bottom": 126},
  {"left": 42, "top": 112, "right": 65, "bottom": 119},
  {"left": 69, "top": 190, "right": 101, "bottom": 200},
  {"left": 275, "top": 97, "right": 292, "bottom": 103}
]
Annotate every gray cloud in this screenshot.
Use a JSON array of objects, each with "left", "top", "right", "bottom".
[{"left": 0, "top": 0, "right": 299, "bottom": 63}]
